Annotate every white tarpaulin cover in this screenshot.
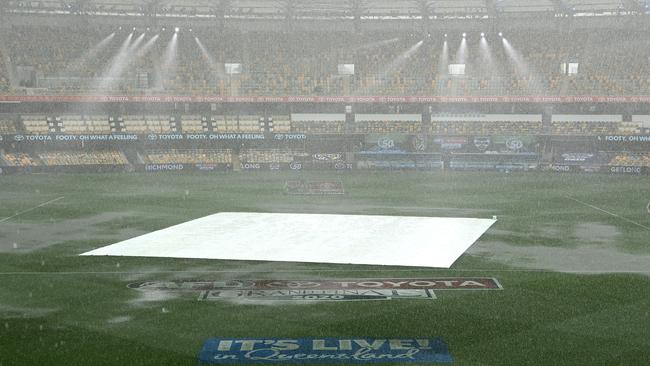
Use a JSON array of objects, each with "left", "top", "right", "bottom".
[{"left": 81, "top": 212, "right": 496, "bottom": 268}]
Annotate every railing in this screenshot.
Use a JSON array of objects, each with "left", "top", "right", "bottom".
[{"left": 8, "top": 75, "right": 650, "bottom": 97}]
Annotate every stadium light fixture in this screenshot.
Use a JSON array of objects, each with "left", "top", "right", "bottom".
[
  {"left": 456, "top": 35, "right": 467, "bottom": 64},
  {"left": 97, "top": 32, "right": 134, "bottom": 90}
]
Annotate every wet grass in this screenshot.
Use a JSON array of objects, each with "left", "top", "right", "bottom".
[{"left": 0, "top": 171, "right": 649, "bottom": 365}]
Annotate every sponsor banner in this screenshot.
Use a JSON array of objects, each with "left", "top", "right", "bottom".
[
  {"left": 333, "top": 162, "right": 354, "bottom": 170},
  {"left": 240, "top": 162, "right": 263, "bottom": 170},
  {"left": 367, "top": 160, "right": 416, "bottom": 169},
  {"left": 358, "top": 159, "right": 443, "bottom": 170},
  {"left": 433, "top": 136, "right": 467, "bottom": 150},
  {"left": 579, "top": 165, "right": 602, "bottom": 173},
  {"left": 198, "top": 289, "right": 436, "bottom": 302},
  {"left": 3, "top": 133, "right": 308, "bottom": 143},
  {"left": 273, "top": 133, "right": 308, "bottom": 140},
  {"left": 5, "top": 94, "right": 650, "bottom": 104},
  {"left": 143, "top": 164, "right": 231, "bottom": 172},
  {"left": 490, "top": 135, "right": 536, "bottom": 152},
  {"left": 128, "top": 278, "right": 502, "bottom": 291},
  {"left": 364, "top": 134, "right": 410, "bottom": 152},
  {"left": 286, "top": 180, "right": 345, "bottom": 195},
  {"left": 608, "top": 165, "right": 645, "bottom": 175},
  {"left": 8, "top": 133, "right": 138, "bottom": 143},
  {"left": 559, "top": 152, "right": 595, "bottom": 163},
  {"left": 299, "top": 157, "right": 352, "bottom": 170},
  {"left": 472, "top": 137, "right": 491, "bottom": 151},
  {"left": 198, "top": 338, "right": 453, "bottom": 364},
  {"left": 239, "top": 162, "right": 302, "bottom": 171},
  {"left": 459, "top": 136, "right": 536, "bottom": 154},
  {"left": 313, "top": 153, "right": 344, "bottom": 161},
  {"left": 145, "top": 164, "right": 185, "bottom": 172},
  {"left": 550, "top": 164, "right": 650, "bottom": 175},
  {"left": 599, "top": 135, "right": 650, "bottom": 143},
  {"left": 411, "top": 134, "right": 427, "bottom": 151},
  {"left": 495, "top": 164, "right": 529, "bottom": 171},
  {"left": 195, "top": 164, "right": 231, "bottom": 171},
  {"left": 196, "top": 164, "right": 217, "bottom": 171},
  {"left": 550, "top": 164, "right": 577, "bottom": 173},
  {"left": 0, "top": 165, "right": 124, "bottom": 174},
  {"left": 171, "top": 133, "right": 266, "bottom": 141}
]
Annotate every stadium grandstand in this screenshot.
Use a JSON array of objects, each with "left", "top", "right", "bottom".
[
  {"left": 1, "top": 2, "right": 650, "bottom": 173},
  {"left": 1, "top": 2, "right": 650, "bottom": 366}
]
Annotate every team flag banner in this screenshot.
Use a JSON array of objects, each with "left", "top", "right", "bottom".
[{"left": 198, "top": 338, "right": 453, "bottom": 364}]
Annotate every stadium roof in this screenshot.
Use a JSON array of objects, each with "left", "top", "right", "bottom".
[{"left": 4, "top": 0, "right": 649, "bottom": 19}]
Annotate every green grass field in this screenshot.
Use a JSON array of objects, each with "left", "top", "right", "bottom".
[{"left": 1, "top": 171, "right": 649, "bottom": 366}]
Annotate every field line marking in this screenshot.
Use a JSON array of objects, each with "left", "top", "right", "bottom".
[
  {"left": 567, "top": 197, "right": 650, "bottom": 231},
  {"left": 0, "top": 196, "right": 65, "bottom": 223}
]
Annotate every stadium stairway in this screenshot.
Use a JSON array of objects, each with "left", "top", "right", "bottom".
[
  {"left": 16, "top": 118, "right": 26, "bottom": 133},
  {"left": 559, "top": 78, "right": 570, "bottom": 95},
  {"left": 121, "top": 147, "right": 144, "bottom": 165},
  {"left": 232, "top": 153, "right": 241, "bottom": 171}
]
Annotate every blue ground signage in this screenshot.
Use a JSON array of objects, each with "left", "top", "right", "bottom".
[{"left": 198, "top": 338, "right": 453, "bottom": 364}]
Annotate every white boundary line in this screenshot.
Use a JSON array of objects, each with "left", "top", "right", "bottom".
[
  {"left": 0, "top": 196, "right": 65, "bottom": 223},
  {"left": 567, "top": 196, "right": 650, "bottom": 231}
]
